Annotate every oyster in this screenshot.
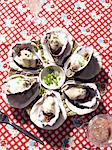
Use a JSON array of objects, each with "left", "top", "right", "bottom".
[
  {"left": 75, "top": 50, "right": 102, "bottom": 80},
  {"left": 2, "top": 75, "right": 40, "bottom": 108},
  {"left": 42, "top": 28, "right": 73, "bottom": 66},
  {"left": 32, "top": 38, "right": 55, "bottom": 66},
  {"left": 10, "top": 42, "right": 43, "bottom": 73},
  {"left": 61, "top": 80, "right": 100, "bottom": 115},
  {"left": 30, "top": 91, "right": 67, "bottom": 130},
  {"left": 64, "top": 46, "right": 94, "bottom": 77}
]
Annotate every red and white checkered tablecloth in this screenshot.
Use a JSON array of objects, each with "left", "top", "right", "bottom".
[{"left": 0, "top": 0, "right": 112, "bottom": 149}]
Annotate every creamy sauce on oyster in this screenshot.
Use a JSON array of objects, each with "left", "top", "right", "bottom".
[
  {"left": 70, "top": 54, "right": 87, "bottom": 69},
  {"left": 6, "top": 77, "right": 29, "bottom": 93},
  {"left": 42, "top": 95, "right": 56, "bottom": 124},
  {"left": 64, "top": 86, "right": 87, "bottom": 101}
]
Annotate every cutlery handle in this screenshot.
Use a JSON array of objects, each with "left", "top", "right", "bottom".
[{"left": 10, "top": 123, "right": 44, "bottom": 145}]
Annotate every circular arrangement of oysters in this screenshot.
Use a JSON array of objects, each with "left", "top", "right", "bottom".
[{"left": 2, "top": 27, "right": 102, "bottom": 130}]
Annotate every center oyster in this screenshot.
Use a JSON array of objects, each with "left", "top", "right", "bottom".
[
  {"left": 30, "top": 91, "right": 67, "bottom": 130},
  {"left": 61, "top": 80, "right": 101, "bottom": 115},
  {"left": 2, "top": 75, "right": 40, "bottom": 109}
]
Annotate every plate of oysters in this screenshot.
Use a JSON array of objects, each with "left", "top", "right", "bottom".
[{"left": 2, "top": 27, "right": 102, "bottom": 130}]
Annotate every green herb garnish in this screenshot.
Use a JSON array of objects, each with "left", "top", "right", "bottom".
[
  {"left": 39, "top": 87, "right": 46, "bottom": 96},
  {"left": 78, "top": 60, "right": 84, "bottom": 67},
  {"left": 43, "top": 69, "right": 60, "bottom": 87},
  {"left": 44, "top": 60, "right": 49, "bottom": 64},
  {"left": 47, "top": 67, "right": 54, "bottom": 73},
  {"left": 39, "top": 44, "right": 43, "bottom": 49},
  {"left": 33, "top": 45, "right": 39, "bottom": 52}
]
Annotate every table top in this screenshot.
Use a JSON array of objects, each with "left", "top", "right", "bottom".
[{"left": 0, "top": 0, "right": 112, "bottom": 149}]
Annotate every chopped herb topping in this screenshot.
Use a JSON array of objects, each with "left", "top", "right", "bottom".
[
  {"left": 39, "top": 44, "right": 43, "bottom": 49},
  {"left": 33, "top": 45, "right": 39, "bottom": 52},
  {"left": 47, "top": 67, "right": 54, "bottom": 73},
  {"left": 42, "top": 69, "right": 60, "bottom": 87},
  {"left": 39, "top": 87, "right": 46, "bottom": 96}
]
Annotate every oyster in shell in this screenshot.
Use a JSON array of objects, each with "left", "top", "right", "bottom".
[
  {"left": 61, "top": 80, "right": 100, "bottom": 115},
  {"left": 64, "top": 46, "right": 94, "bottom": 77},
  {"left": 75, "top": 50, "right": 102, "bottom": 80},
  {"left": 32, "top": 38, "right": 55, "bottom": 66},
  {"left": 30, "top": 91, "right": 67, "bottom": 130},
  {"left": 2, "top": 75, "right": 40, "bottom": 109},
  {"left": 42, "top": 28, "right": 73, "bottom": 66},
  {"left": 10, "top": 42, "right": 43, "bottom": 73}
]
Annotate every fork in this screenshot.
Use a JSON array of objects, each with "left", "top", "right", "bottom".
[{"left": 0, "top": 111, "right": 44, "bottom": 145}]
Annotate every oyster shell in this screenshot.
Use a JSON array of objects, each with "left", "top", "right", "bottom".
[
  {"left": 42, "top": 27, "right": 73, "bottom": 66},
  {"left": 61, "top": 80, "right": 100, "bottom": 115},
  {"left": 9, "top": 42, "right": 43, "bottom": 74},
  {"left": 64, "top": 46, "right": 94, "bottom": 77},
  {"left": 2, "top": 75, "right": 40, "bottom": 108},
  {"left": 32, "top": 38, "right": 56, "bottom": 67},
  {"left": 30, "top": 91, "right": 67, "bottom": 130},
  {"left": 75, "top": 50, "right": 102, "bottom": 80}
]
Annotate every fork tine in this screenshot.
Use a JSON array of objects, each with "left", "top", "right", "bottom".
[{"left": 0, "top": 111, "right": 9, "bottom": 122}]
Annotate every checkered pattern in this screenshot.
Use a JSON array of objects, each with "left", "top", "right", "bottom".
[{"left": 0, "top": 0, "right": 112, "bottom": 149}]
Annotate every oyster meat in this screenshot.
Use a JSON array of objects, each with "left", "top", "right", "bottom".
[
  {"left": 11, "top": 42, "right": 43, "bottom": 72},
  {"left": 75, "top": 50, "right": 102, "bottom": 80},
  {"left": 2, "top": 75, "right": 40, "bottom": 109},
  {"left": 64, "top": 46, "right": 93, "bottom": 77},
  {"left": 30, "top": 91, "right": 67, "bottom": 130},
  {"left": 43, "top": 28, "right": 73, "bottom": 66},
  {"left": 61, "top": 80, "right": 100, "bottom": 115}
]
